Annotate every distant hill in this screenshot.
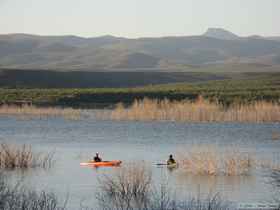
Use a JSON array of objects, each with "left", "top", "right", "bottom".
[{"left": 1, "top": 29, "right": 280, "bottom": 70}]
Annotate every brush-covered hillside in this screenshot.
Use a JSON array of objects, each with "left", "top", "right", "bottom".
[{"left": 1, "top": 28, "right": 280, "bottom": 70}]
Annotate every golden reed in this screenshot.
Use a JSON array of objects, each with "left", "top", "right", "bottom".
[
  {"left": 178, "top": 146, "right": 254, "bottom": 176},
  {"left": 110, "top": 97, "right": 280, "bottom": 123}
]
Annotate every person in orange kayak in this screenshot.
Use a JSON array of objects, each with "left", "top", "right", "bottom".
[
  {"left": 93, "top": 153, "right": 102, "bottom": 162},
  {"left": 167, "top": 154, "right": 176, "bottom": 165}
]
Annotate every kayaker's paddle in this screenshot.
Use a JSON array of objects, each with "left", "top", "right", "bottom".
[
  {"left": 156, "top": 163, "right": 179, "bottom": 168},
  {"left": 156, "top": 163, "right": 168, "bottom": 166}
]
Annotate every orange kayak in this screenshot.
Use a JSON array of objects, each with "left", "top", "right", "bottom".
[{"left": 80, "top": 160, "right": 122, "bottom": 167}]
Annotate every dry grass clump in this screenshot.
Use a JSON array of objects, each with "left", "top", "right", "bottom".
[
  {"left": 179, "top": 146, "right": 254, "bottom": 176},
  {"left": 223, "top": 151, "right": 253, "bottom": 176},
  {"left": 0, "top": 105, "right": 80, "bottom": 120},
  {"left": 95, "top": 163, "right": 230, "bottom": 210},
  {"left": 110, "top": 97, "right": 280, "bottom": 123},
  {"left": 0, "top": 143, "right": 54, "bottom": 169},
  {"left": 96, "top": 163, "right": 152, "bottom": 210}
]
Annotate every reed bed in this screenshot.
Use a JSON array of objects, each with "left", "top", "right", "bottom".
[
  {"left": 0, "top": 143, "right": 54, "bottom": 169},
  {"left": 110, "top": 97, "right": 280, "bottom": 123},
  {"left": 178, "top": 146, "right": 254, "bottom": 176},
  {"left": 0, "top": 105, "right": 80, "bottom": 120}
]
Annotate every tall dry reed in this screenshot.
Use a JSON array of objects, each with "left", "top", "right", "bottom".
[
  {"left": 0, "top": 105, "right": 80, "bottom": 120},
  {"left": 178, "top": 146, "right": 254, "bottom": 176},
  {"left": 0, "top": 143, "right": 54, "bottom": 169},
  {"left": 110, "top": 97, "right": 280, "bottom": 123}
]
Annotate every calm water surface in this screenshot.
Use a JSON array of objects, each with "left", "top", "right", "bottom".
[{"left": 0, "top": 116, "right": 280, "bottom": 209}]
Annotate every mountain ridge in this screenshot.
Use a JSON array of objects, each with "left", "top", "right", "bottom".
[{"left": 1, "top": 28, "right": 280, "bottom": 70}]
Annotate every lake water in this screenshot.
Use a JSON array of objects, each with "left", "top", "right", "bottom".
[{"left": 0, "top": 116, "right": 280, "bottom": 209}]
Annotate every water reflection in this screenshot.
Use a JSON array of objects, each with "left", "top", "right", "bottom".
[{"left": 172, "top": 170, "right": 255, "bottom": 200}]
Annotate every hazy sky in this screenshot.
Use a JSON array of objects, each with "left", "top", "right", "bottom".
[{"left": 0, "top": 0, "right": 279, "bottom": 38}]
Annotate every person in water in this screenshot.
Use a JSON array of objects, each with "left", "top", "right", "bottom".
[
  {"left": 93, "top": 153, "right": 102, "bottom": 162},
  {"left": 167, "top": 154, "right": 176, "bottom": 165}
]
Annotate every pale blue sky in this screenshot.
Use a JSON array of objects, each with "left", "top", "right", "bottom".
[{"left": 0, "top": 0, "right": 279, "bottom": 38}]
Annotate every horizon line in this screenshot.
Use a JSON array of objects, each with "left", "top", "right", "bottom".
[{"left": 0, "top": 28, "right": 279, "bottom": 39}]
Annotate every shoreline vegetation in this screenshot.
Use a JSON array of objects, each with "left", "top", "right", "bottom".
[
  {"left": 0, "top": 75, "right": 279, "bottom": 108},
  {"left": 1, "top": 96, "right": 279, "bottom": 122},
  {"left": 0, "top": 75, "right": 279, "bottom": 122},
  {"left": 109, "top": 97, "right": 280, "bottom": 123}
]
